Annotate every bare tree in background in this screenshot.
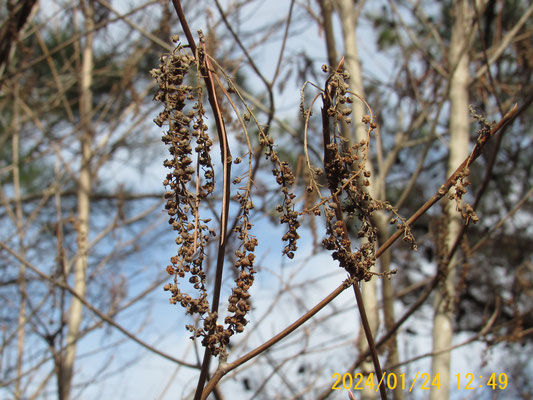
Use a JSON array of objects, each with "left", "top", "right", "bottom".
[{"left": 58, "top": 1, "right": 94, "bottom": 398}]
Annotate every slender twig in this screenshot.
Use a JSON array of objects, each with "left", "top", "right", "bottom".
[
  {"left": 472, "top": 1, "right": 503, "bottom": 115},
  {"left": 212, "top": 0, "right": 270, "bottom": 90},
  {"left": 471, "top": 187, "right": 533, "bottom": 254},
  {"left": 96, "top": 0, "right": 171, "bottom": 51},
  {"left": 388, "top": 297, "right": 500, "bottom": 370},
  {"left": 472, "top": 93, "right": 533, "bottom": 214},
  {"left": 211, "top": 0, "right": 279, "bottom": 230},
  {"left": 202, "top": 280, "right": 349, "bottom": 399},
  {"left": 271, "top": 0, "right": 295, "bottom": 83},
  {"left": 473, "top": 3, "right": 533, "bottom": 81}
]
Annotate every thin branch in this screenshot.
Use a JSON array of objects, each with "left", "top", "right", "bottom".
[
  {"left": 473, "top": 3, "right": 533, "bottom": 81},
  {"left": 388, "top": 297, "right": 500, "bottom": 370},
  {"left": 0, "top": 241, "right": 198, "bottom": 369},
  {"left": 96, "top": 0, "right": 172, "bottom": 51},
  {"left": 271, "top": 0, "right": 295, "bottom": 84},
  {"left": 212, "top": 0, "right": 271, "bottom": 90}
]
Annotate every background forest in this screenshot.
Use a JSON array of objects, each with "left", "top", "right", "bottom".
[{"left": 1, "top": 0, "right": 532, "bottom": 399}]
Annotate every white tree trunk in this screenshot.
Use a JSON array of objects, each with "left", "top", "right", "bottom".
[
  {"left": 430, "top": 1, "right": 471, "bottom": 399},
  {"left": 60, "top": 1, "right": 94, "bottom": 399}
]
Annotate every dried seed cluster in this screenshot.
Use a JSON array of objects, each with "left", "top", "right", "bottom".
[
  {"left": 259, "top": 128, "right": 300, "bottom": 259},
  {"left": 469, "top": 105, "right": 494, "bottom": 147},
  {"left": 153, "top": 35, "right": 262, "bottom": 357},
  {"left": 309, "top": 65, "right": 414, "bottom": 280},
  {"left": 448, "top": 167, "right": 478, "bottom": 225},
  {"left": 320, "top": 140, "right": 381, "bottom": 280},
  {"left": 152, "top": 36, "right": 217, "bottom": 341},
  {"left": 445, "top": 105, "right": 492, "bottom": 226},
  {"left": 225, "top": 188, "right": 257, "bottom": 339}
]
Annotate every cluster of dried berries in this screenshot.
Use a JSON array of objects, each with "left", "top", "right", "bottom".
[
  {"left": 320, "top": 146, "right": 379, "bottom": 279},
  {"left": 320, "top": 67, "right": 378, "bottom": 279},
  {"left": 197, "top": 312, "right": 232, "bottom": 356},
  {"left": 258, "top": 130, "right": 300, "bottom": 259},
  {"left": 445, "top": 106, "right": 492, "bottom": 227},
  {"left": 469, "top": 105, "right": 494, "bottom": 147},
  {"left": 152, "top": 35, "right": 217, "bottom": 340},
  {"left": 313, "top": 65, "right": 414, "bottom": 280},
  {"left": 153, "top": 35, "right": 264, "bottom": 357},
  {"left": 225, "top": 188, "right": 257, "bottom": 340},
  {"left": 448, "top": 167, "right": 479, "bottom": 225}
]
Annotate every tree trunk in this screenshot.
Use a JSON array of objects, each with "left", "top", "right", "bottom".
[
  {"left": 13, "top": 84, "right": 26, "bottom": 400},
  {"left": 379, "top": 227, "right": 403, "bottom": 400},
  {"left": 58, "top": 1, "right": 94, "bottom": 399},
  {"left": 430, "top": 1, "right": 471, "bottom": 399},
  {"left": 319, "top": 0, "right": 338, "bottom": 69}
]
